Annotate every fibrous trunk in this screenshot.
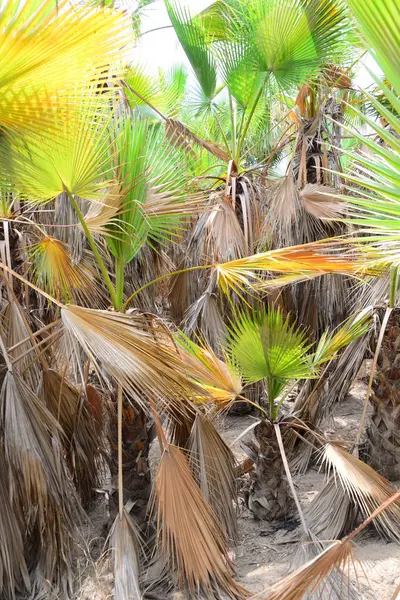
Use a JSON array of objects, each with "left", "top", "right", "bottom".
[
  {"left": 367, "top": 310, "right": 400, "bottom": 480},
  {"left": 248, "top": 420, "right": 291, "bottom": 520}
]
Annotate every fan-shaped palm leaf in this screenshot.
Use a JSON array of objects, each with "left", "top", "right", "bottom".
[
  {"left": 26, "top": 236, "right": 101, "bottom": 304},
  {"left": 61, "top": 305, "right": 208, "bottom": 413},
  {"left": 227, "top": 308, "right": 314, "bottom": 387},
  {"left": 0, "top": 0, "right": 131, "bottom": 137},
  {"left": 3, "top": 100, "right": 115, "bottom": 202}
]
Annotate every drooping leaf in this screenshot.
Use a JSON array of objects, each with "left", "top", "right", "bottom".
[
  {"left": 154, "top": 444, "right": 247, "bottom": 598},
  {"left": 188, "top": 415, "right": 238, "bottom": 542},
  {"left": 61, "top": 305, "right": 207, "bottom": 413},
  {"left": 110, "top": 510, "right": 142, "bottom": 600}
]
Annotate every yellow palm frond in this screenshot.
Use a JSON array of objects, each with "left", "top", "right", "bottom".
[
  {"left": 5, "top": 101, "right": 115, "bottom": 202},
  {"left": 177, "top": 334, "right": 243, "bottom": 406},
  {"left": 215, "top": 242, "right": 364, "bottom": 296},
  {"left": 26, "top": 237, "right": 101, "bottom": 304},
  {"left": 0, "top": 0, "right": 132, "bottom": 137}
]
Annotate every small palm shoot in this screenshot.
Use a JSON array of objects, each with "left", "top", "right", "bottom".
[{"left": 223, "top": 307, "right": 370, "bottom": 520}]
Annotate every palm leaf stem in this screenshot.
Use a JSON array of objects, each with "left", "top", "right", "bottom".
[
  {"left": 212, "top": 106, "right": 232, "bottom": 157},
  {"left": 274, "top": 423, "right": 309, "bottom": 535},
  {"left": 236, "top": 78, "right": 267, "bottom": 161},
  {"left": 229, "top": 91, "right": 237, "bottom": 161},
  {"left": 68, "top": 192, "right": 118, "bottom": 308},
  {"left": 117, "top": 384, "right": 124, "bottom": 518},
  {"left": 115, "top": 257, "right": 125, "bottom": 312},
  {"left": 0, "top": 261, "right": 62, "bottom": 306}
]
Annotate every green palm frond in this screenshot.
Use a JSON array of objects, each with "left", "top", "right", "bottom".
[
  {"left": 312, "top": 310, "right": 372, "bottom": 364},
  {"left": 227, "top": 308, "right": 314, "bottom": 386},
  {"left": 165, "top": 0, "right": 217, "bottom": 103},
  {"left": 213, "top": 0, "right": 350, "bottom": 106},
  {"left": 105, "top": 114, "right": 198, "bottom": 265},
  {"left": 346, "top": 0, "right": 400, "bottom": 91}
]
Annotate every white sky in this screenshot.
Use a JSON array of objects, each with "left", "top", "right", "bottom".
[{"left": 135, "top": 0, "right": 212, "bottom": 72}]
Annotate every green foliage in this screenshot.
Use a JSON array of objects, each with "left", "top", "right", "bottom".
[
  {"left": 227, "top": 308, "right": 314, "bottom": 416},
  {"left": 105, "top": 114, "right": 195, "bottom": 265}
]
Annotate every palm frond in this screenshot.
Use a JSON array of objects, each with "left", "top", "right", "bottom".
[
  {"left": 42, "top": 369, "right": 104, "bottom": 504},
  {"left": 83, "top": 182, "right": 122, "bottom": 236},
  {"left": 154, "top": 444, "right": 247, "bottom": 598},
  {"left": 165, "top": 0, "right": 217, "bottom": 103},
  {"left": 105, "top": 114, "right": 201, "bottom": 264},
  {"left": 177, "top": 332, "right": 243, "bottom": 406},
  {"left": 26, "top": 236, "right": 100, "bottom": 304},
  {"left": 300, "top": 184, "right": 346, "bottom": 219},
  {"left": 0, "top": 450, "right": 30, "bottom": 598},
  {"left": 0, "top": 0, "right": 131, "bottom": 137},
  {"left": 345, "top": 0, "right": 400, "bottom": 90},
  {"left": 1, "top": 371, "right": 64, "bottom": 519},
  {"left": 3, "top": 100, "right": 116, "bottom": 202},
  {"left": 256, "top": 489, "right": 400, "bottom": 600},
  {"left": 226, "top": 308, "right": 314, "bottom": 385},
  {"left": 322, "top": 443, "right": 400, "bottom": 542},
  {"left": 110, "top": 510, "right": 142, "bottom": 600},
  {"left": 188, "top": 415, "right": 238, "bottom": 542},
  {"left": 312, "top": 310, "right": 372, "bottom": 365},
  {"left": 61, "top": 305, "right": 207, "bottom": 412},
  {"left": 215, "top": 242, "right": 363, "bottom": 297}
]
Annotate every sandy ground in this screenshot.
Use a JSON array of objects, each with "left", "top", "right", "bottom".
[{"left": 76, "top": 365, "right": 400, "bottom": 599}]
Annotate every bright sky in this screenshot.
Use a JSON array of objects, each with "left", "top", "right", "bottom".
[{"left": 135, "top": 0, "right": 212, "bottom": 72}]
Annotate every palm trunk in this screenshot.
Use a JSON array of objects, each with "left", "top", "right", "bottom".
[
  {"left": 248, "top": 420, "right": 291, "bottom": 520},
  {"left": 109, "top": 396, "right": 154, "bottom": 529},
  {"left": 367, "top": 310, "right": 400, "bottom": 480}
]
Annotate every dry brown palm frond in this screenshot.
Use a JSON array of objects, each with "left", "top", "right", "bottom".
[
  {"left": 0, "top": 371, "right": 80, "bottom": 595},
  {"left": 265, "top": 176, "right": 300, "bottom": 243},
  {"left": 182, "top": 289, "right": 227, "bottom": 350},
  {"left": 192, "top": 193, "right": 247, "bottom": 262},
  {"left": 154, "top": 444, "right": 248, "bottom": 599},
  {"left": 165, "top": 118, "right": 230, "bottom": 163},
  {"left": 110, "top": 509, "right": 142, "bottom": 600},
  {"left": 188, "top": 415, "right": 238, "bottom": 543},
  {"left": 2, "top": 300, "right": 39, "bottom": 389},
  {"left": 144, "top": 186, "right": 204, "bottom": 222},
  {"left": 255, "top": 536, "right": 358, "bottom": 600},
  {"left": 1, "top": 371, "right": 64, "bottom": 521},
  {"left": 42, "top": 369, "right": 105, "bottom": 505},
  {"left": 0, "top": 450, "right": 30, "bottom": 599},
  {"left": 303, "top": 478, "right": 357, "bottom": 542},
  {"left": 322, "top": 443, "right": 400, "bottom": 542},
  {"left": 300, "top": 184, "right": 346, "bottom": 219},
  {"left": 61, "top": 305, "right": 207, "bottom": 413},
  {"left": 83, "top": 182, "right": 122, "bottom": 236},
  {"left": 291, "top": 534, "right": 361, "bottom": 600},
  {"left": 121, "top": 81, "right": 229, "bottom": 163}
]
